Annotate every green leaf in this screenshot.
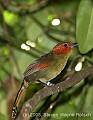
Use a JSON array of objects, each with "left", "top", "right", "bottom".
[
  {"left": 3, "top": 10, "right": 18, "bottom": 26},
  {"left": 0, "top": 113, "right": 7, "bottom": 120},
  {"left": 76, "top": 0, "right": 93, "bottom": 54}
]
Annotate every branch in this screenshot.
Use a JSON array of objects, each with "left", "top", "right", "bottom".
[
  {"left": 16, "top": 65, "right": 93, "bottom": 120},
  {"left": 2, "top": 0, "right": 49, "bottom": 9},
  {"left": 0, "top": 36, "right": 40, "bottom": 58}
]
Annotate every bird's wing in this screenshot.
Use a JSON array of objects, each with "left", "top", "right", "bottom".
[
  {"left": 24, "top": 61, "right": 50, "bottom": 77},
  {"left": 23, "top": 52, "right": 54, "bottom": 77}
]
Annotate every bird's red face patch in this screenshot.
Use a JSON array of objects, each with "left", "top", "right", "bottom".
[{"left": 53, "top": 42, "right": 73, "bottom": 55}]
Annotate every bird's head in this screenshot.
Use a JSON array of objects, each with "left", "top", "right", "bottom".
[{"left": 52, "top": 41, "right": 78, "bottom": 55}]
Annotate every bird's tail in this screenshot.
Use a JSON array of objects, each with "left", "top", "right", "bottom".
[{"left": 12, "top": 79, "right": 29, "bottom": 119}]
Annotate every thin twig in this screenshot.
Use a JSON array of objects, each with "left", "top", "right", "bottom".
[{"left": 2, "top": 0, "right": 49, "bottom": 9}]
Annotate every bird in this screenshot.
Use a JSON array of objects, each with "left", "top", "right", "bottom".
[{"left": 12, "top": 41, "right": 78, "bottom": 118}]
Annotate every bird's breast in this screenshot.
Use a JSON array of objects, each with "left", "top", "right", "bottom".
[
  {"left": 38, "top": 56, "right": 68, "bottom": 82},
  {"left": 26, "top": 55, "right": 70, "bottom": 83}
]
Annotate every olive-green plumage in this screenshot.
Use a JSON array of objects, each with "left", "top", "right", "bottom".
[
  {"left": 12, "top": 41, "right": 78, "bottom": 118},
  {"left": 25, "top": 52, "right": 71, "bottom": 83}
]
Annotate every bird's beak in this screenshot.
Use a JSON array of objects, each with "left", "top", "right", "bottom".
[{"left": 71, "top": 43, "right": 78, "bottom": 48}]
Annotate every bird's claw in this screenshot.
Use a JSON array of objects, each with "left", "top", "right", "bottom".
[
  {"left": 37, "top": 80, "right": 54, "bottom": 87},
  {"left": 46, "top": 82, "right": 55, "bottom": 86}
]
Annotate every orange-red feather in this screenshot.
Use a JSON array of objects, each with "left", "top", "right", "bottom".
[{"left": 24, "top": 62, "right": 50, "bottom": 77}]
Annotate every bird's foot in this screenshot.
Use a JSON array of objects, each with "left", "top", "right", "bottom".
[
  {"left": 37, "top": 80, "right": 55, "bottom": 95},
  {"left": 46, "top": 82, "right": 55, "bottom": 86},
  {"left": 37, "top": 80, "right": 54, "bottom": 87}
]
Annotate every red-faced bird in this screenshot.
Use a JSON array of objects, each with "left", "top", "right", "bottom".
[{"left": 12, "top": 41, "right": 78, "bottom": 118}]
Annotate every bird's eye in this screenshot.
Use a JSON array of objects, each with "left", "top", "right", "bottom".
[{"left": 64, "top": 43, "right": 68, "bottom": 47}]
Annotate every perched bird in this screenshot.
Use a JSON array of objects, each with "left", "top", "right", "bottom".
[{"left": 12, "top": 41, "right": 78, "bottom": 118}]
